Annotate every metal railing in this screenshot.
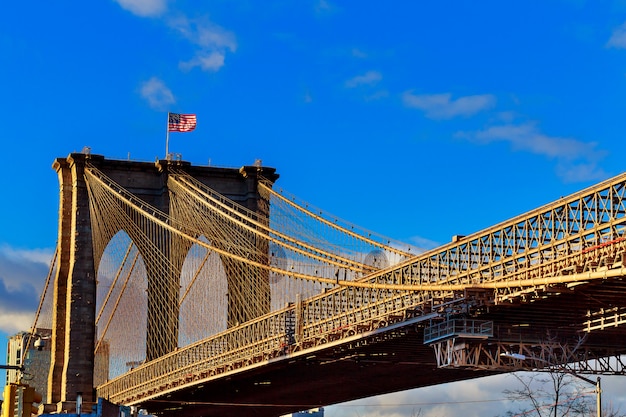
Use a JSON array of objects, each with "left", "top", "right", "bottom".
[{"left": 424, "top": 319, "right": 494, "bottom": 344}]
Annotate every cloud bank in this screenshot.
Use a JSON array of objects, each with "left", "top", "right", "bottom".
[
  {"left": 140, "top": 77, "right": 176, "bottom": 110},
  {"left": 115, "top": 0, "right": 238, "bottom": 109},
  {"left": 457, "top": 122, "right": 607, "bottom": 182},
  {"left": 607, "top": 22, "right": 626, "bottom": 49},
  {"left": 169, "top": 15, "right": 237, "bottom": 73},
  {"left": 345, "top": 70, "right": 382, "bottom": 88},
  {"left": 114, "top": 0, "right": 167, "bottom": 18},
  {"left": 0, "top": 244, "right": 53, "bottom": 334},
  {"left": 403, "top": 91, "right": 496, "bottom": 119}
]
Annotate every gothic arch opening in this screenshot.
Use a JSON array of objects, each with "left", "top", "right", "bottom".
[
  {"left": 94, "top": 230, "right": 148, "bottom": 384},
  {"left": 179, "top": 235, "right": 228, "bottom": 346}
]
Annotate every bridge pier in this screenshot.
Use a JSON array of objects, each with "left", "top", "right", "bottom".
[
  {"left": 49, "top": 154, "right": 98, "bottom": 411},
  {"left": 47, "top": 153, "right": 278, "bottom": 412}
]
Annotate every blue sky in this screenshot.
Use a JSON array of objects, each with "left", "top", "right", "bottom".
[{"left": 2, "top": 0, "right": 626, "bottom": 415}]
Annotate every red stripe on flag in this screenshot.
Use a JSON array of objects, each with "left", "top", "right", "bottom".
[{"left": 168, "top": 113, "right": 197, "bottom": 132}]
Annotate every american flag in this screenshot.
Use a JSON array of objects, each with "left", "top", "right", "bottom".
[{"left": 168, "top": 113, "right": 197, "bottom": 132}]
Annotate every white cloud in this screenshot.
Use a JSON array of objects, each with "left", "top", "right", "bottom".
[
  {"left": 179, "top": 51, "right": 226, "bottom": 72},
  {"left": 140, "top": 77, "right": 176, "bottom": 110},
  {"left": 0, "top": 244, "right": 52, "bottom": 334},
  {"left": 168, "top": 16, "right": 237, "bottom": 52},
  {"left": 407, "top": 235, "right": 440, "bottom": 251},
  {"left": 468, "top": 122, "right": 601, "bottom": 160},
  {"left": 0, "top": 244, "right": 52, "bottom": 292},
  {"left": 606, "top": 22, "right": 626, "bottom": 49},
  {"left": 0, "top": 245, "right": 52, "bottom": 267},
  {"left": 458, "top": 122, "right": 608, "bottom": 182},
  {"left": 329, "top": 372, "right": 626, "bottom": 417},
  {"left": 555, "top": 161, "right": 608, "bottom": 183},
  {"left": 0, "top": 309, "right": 35, "bottom": 334},
  {"left": 345, "top": 71, "right": 382, "bottom": 88},
  {"left": 330, "top": 375, "right": 512, "bottom": 417},
  {"left": 494, "top": 110, "right": 519, "bottom": 123},
  {"left": 402, "top": 91, "right": 496, "bottom": 119},
  {"left": 114, "top": 0, "right": 167, "bottom": 18},
  {"left": 114, "top": 3, "right": 236, "bottom": 74},
  {"left": 167, "top": 15, "right": 237, "bottom": 73}
]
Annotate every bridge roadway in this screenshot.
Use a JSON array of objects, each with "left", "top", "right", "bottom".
[
  {"left": 101, "top": 314, "right": 496, "bottom": 417},
  {"left": 103, "top": 286, "right": 626, "bottom": 417},
  {"left": 95, "top": 170, "right": 626, "bottom": 416},
  {"left": 97, "top": 256, "right": 626, "bottom": 417}
]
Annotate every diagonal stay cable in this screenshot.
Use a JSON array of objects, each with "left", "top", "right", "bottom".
[
  {"left": 95, "top": 251, "right": 139, "bottom": 355},
  {"left": 22, "top": 245, "right": 58, "bottom": 363},
  {"left": 169, "top": 171, "right": 377, "bottom": 273},
  {"left": 85, "top": 165, "right": 622, "bottom": 293},
  {"left": 95, "top": 243, "right": 138, "bottom": 326},
  {"left": 259, "top": 178, "right": 413, "bottom": 257},
  {"left": 178, "top": 247, "right": 211, "bottom": 307}
]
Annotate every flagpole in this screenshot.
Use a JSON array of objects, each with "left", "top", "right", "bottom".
[{"left": 165, "top": 112, "right": 170, "bottom": 159}]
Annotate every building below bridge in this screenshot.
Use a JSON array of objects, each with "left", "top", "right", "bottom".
[
  {"left": 39, "top": 397, "right": 133, "bottom": 417},
  {"left": 5, "top": 329, "right": 52, "bottom": 403}
]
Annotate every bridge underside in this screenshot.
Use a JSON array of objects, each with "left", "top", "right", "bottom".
[
  {"left": 136, "top": 327, "right": 494, "bottom": 417},
  {"left": 133, "top": 277, "right": 626, "bottom": 417}
]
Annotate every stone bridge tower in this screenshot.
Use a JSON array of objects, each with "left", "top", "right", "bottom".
[{"left": 48, "top": 153, "right": 278, "bottom": 413}]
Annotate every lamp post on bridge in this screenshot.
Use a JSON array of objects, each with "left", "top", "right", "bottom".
[{"left": 500, "top": 352, "right": 602, "bottom": 417}]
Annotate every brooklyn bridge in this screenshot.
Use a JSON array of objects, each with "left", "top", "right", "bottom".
[{"left": 24, "top": 152, "right": 626, "bottom": 416}]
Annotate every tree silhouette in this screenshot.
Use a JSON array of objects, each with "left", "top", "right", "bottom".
[{"left": 500, "top": 372, "right": 623, "bottom": 417}]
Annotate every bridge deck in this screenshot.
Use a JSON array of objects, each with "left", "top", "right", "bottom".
[
  {"left": 120, "top": 275, "right": 626, "bottom": 416},
  {"left": 81, "top": 160, "right": 626, "bottom": 416},
  {"left": 136, "top": 326, "right": 494, "bottom": 417}
]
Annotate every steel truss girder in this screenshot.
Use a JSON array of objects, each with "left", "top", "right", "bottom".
[
  {"left": 94, "top": 165, "right": 626, "bottom": 405},
  {"left": 371, "top": 172, "right": 626, "bottom": 296},
  {"left": 430, "top": 338, "right": 626, "bottom": 376}
]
